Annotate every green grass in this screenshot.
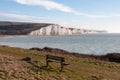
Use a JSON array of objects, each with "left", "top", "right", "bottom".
[{"left": 0, "top": 46, "right": 120, "bottom": 80}]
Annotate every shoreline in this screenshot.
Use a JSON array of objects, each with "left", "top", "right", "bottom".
[
  {"left": 0, "top": 35, "right": 10, "bottom": 37},
  {"left": 0, "top": 45, "right": 120, "bottom": 63},
  {"left": 30, "top": 47, "right": 120, "bottom": 63}
]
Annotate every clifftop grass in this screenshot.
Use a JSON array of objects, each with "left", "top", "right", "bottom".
[{"left": 0, "top": 45, "right": 120, "bottom": 80}]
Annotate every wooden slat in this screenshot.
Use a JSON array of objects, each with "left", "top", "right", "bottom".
[{"left": 46, "top": 55, "right": 65, "bottom": 62}]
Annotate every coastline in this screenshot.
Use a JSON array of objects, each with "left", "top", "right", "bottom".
[
  {"left": 30, "top": 47, "right": 120, "bottom": 63},
  {"left": 0, "top": 35, "right": 9, "bottom": 37},
  {"left": 0, "top": 35, "right": 29, "bottom": 38},
  {"left": 0, "top": 45, "right": 120, "bottom": 63}
]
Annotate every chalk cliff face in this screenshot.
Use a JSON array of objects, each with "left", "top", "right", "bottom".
[
  {"left": 29, "top": 24, "right": 105, "bottom": 36},
  {"left": 0, "top": 21, "right": 107, "bottom": 35}
]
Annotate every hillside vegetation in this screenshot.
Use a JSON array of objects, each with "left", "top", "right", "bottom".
[
  {"left": 0, "top": 21, "right": 51, "bottom": 35},
  {"left": 0, "top": 45, "right": 120, "bottom": 80}
]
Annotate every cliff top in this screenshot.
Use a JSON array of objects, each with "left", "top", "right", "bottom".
[{"left": 0, "top": 45, "right": 120, "bottom": 80}]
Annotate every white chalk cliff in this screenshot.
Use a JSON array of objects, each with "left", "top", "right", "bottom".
[{"left": 29, "top": 24, "right": 106, "bottom": 36}]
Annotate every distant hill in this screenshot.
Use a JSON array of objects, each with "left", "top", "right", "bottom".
[
  {"left": 0, "top": 21, "right": 52, "bottom": 35},
  {"left": 0, "top": 21, "right": 107, "bottom": 35}
]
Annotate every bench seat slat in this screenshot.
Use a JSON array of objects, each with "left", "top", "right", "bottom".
[{"left": 47, "top": 55, "right": 65, "bottom": 62}]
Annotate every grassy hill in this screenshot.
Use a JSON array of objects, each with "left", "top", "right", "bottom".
[
  {"left": 0, "top": 45, "right": 120, "bottom": 80},
  {"left": 0, "top": 21, "right": 52, "bottom": 35}
]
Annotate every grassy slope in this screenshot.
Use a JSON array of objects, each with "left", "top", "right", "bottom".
[{"left": 0, "top": 46, "right": 120, "bottom": 80}]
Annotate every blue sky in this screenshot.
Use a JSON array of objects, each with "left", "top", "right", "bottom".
[{"left": 0, "top": 0, "right": 120, "bottom": 33}]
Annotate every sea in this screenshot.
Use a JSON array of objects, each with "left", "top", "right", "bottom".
[{"left": 0, "top": 33, "right": 120, "bottom": 55}]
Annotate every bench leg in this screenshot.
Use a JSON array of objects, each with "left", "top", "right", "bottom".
[
  {"left": 46, "top": 60, "right": 49, "bottom": 67},
  {"left": 60, "top": 62, "right": 63, "bottom": 72},
  {"left": 46, "top": 61, "right": 48, "bottom": 67}
]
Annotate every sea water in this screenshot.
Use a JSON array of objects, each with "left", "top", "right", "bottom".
[{"left": 0, "top": 34, "right": 120, "bottom": 55}]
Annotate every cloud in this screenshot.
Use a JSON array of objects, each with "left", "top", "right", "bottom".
[
  {"left": 80, "top": 14, "right": 112, "bottom": 18},
  {"left": 0, "top": 12, "right": 52, "bottom": 23},
  {"left": 13, "top": 0, "right": 116, "bottom": 18},
  {"left": 0, "top": 13, "right": 39, "bottom": 20},
  {"left": 112, "top": 13, "right": 120, "bottom": 17},
  {"left": 14, "top": 0, "right": 74, "bottom": 12},
  {"left": 0, "top": 12, "right": 58, "bottom": 23},
  {"left": 7, "top": 0, "right": 120, "bottom": 18},
  {"left": 14, "top": 0, "right": 84, "bottom": 16}
]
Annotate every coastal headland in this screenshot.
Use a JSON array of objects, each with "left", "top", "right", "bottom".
[{"left": 0, "top": 21, "right": 107, "bottom": 36}]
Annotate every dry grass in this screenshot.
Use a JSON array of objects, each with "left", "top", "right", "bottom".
[{"left": 0, "top": 46, "right": 120, "bottom": 80}]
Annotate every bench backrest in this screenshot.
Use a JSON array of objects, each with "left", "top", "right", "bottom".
[{"left": 46, "top": 55, "right": 65, "bottom": 62}]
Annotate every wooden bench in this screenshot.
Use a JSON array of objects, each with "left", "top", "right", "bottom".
[{"left": 46, "top": 55, "right": 68, "bottom": 71}]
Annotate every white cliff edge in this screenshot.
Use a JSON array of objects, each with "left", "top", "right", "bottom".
[{"left": 29, "top": 24, "right": 106, "bottom": 36}]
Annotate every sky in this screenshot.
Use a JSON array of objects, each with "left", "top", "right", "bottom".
[{"left": 0, "top": 0, "right": 120, "bottom": 33}]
